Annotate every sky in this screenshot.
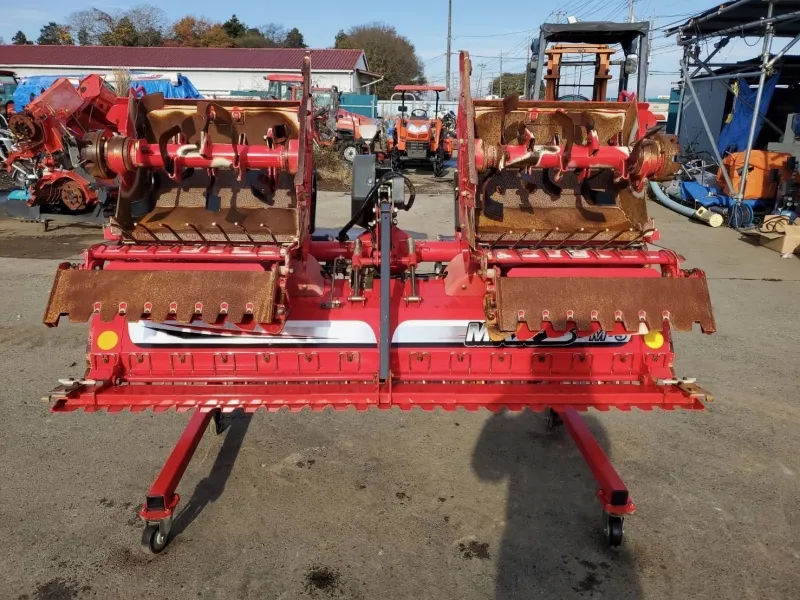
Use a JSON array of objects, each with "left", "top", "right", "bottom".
[{"left": 0, "top": 0, "right": 774, "bottom": 96}]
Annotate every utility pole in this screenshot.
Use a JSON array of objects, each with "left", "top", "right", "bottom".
[
  {"left": 523, "top": 37, "right": 531, "bottom": 99},
  {"left": 499, "top": 51, "right": 503, "bottom": 96},
  {"left": 445, "top": 0, "right": 452, "bottom": 101},
  {"left": 477, "top": 63, "right": 486, "bottom": 97},
  {"left": 627, "top": 0, "right": 635, "bottom": 23}
]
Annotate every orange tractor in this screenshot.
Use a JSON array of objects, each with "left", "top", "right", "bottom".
[
  {"left": 389, "top": 85, "right": 454, "bottom": 177},
  {"left": 265, "top": 74, "right": 376, "bottom": 162}
]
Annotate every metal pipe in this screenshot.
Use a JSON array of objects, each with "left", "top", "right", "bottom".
[
  {"left": 690, "top": 39, "right": 728, "bottom": 77},
  {"left": 690, "top": 70, "right": 762, "bottom": 82},
  {"left": 674, "top": 47, "right": 689, "bottom": 138},
  {"left": 378, "top": 197, "right": 392, "bottom": 382},
  {"left": 681, "top": 57, "right": 737, "bottom": 194},
  {"left": 638, "top": 26, "right": 649, "bottom": 99},
  {"left": 668, "top": 0, "right": 756, "bottom": 35},
  {"left": 679, "top": 9, "right": 800, "bottom": 46},
  {"left": 532, "top": 30, "right": 547, "bottom": 100},
  {"left": 737, "top": 2, "right": 776, "bottom": 202},
  {"left": 766, "top": 31, "right": 800, "bottom": 68}
]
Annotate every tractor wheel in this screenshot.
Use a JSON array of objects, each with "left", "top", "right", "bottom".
[{"left": 341, "top": 142, "right": 359, "bottom": 163}]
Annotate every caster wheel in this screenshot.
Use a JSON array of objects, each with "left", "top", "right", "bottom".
[
  {"left": 545, "top": 408, "right": 563, "bottom": 430},
  {"left": 141, "top": 524, "right": 169, "bottom": 554},
  {"left": 603, "top": 513, "right": 624, "bottom": 548},
  {"left": 213, "top": 410, "right": 227, "bottom": 435}
]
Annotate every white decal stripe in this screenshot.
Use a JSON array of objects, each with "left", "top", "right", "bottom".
[{"left": 130, "top": 320, "right": 377, "bottom": 346}]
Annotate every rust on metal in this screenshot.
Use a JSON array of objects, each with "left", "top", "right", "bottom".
[
  {"left": 44, "top": 269, "right": 278, "bottom": 325},
  {"left": 493, "top": 277, "right": 716, "bottom": 334}
]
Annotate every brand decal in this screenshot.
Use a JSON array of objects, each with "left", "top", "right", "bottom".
[{"left": 464, "top": 321, "right": 630, "bottom": 347}]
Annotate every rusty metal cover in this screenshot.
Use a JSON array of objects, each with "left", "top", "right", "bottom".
[
  {"left": 44, "top": 269, "right": 277, "bottom": 325},
  {"left": 495, "top": 277, "right": 715, "bottom": 333}
]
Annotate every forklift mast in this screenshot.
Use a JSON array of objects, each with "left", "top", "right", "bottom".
[{"left": 530, "top": 21, "right": 650, "bottom": 100}]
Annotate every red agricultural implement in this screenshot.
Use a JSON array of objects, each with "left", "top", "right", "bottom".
[
  {"left": 41, "top": 38, "right": 714, "bottom": 554},
  {"left": 3, "top": 74, "right": 128, "bottom": 224}
]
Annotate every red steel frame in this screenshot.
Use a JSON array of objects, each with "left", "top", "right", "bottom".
[{"left": 41, "top": 50, "right": 714, "bottom": 550}]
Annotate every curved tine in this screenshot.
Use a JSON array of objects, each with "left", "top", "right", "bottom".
[
  {"left": 489, "top": 231, "right": 510, "bottom": 250},
  {"left": 160, "top": 223, "right": 184, "bottom": 242},
  {"left": 510, "top": 229, "right": 535, "bottom": 251},
  {"left": 212, "top": 222, "right": 232, "bottom": 244},
  {"left": 553, "top": 228, "right": 583, "bottom": 250},
  {"left": 599, "top": 228, "right": 632, "bottom": 250},
  {"left": 186, "top": 222, "right": 208, "bottom": 242},
  {"left": 118, "top": 226, "right": 139, "bottom": 242},
  {"left": 621, "top": 227, "right": 656, "bottom": 249},
  {"left": 259, "top": 223, "right": 280, "bottom": 246},
  {"left": 235, "top": 222, "right": 256, "bottom": 244},
  {"left": 575, "top": 228, "right": 608, "bottom": 250},
  {"left": 532, "top": 228, "right": 557, "bottom": 250},
  {"left": 135, "top": 222, "right": 160, "bottom": 241}
]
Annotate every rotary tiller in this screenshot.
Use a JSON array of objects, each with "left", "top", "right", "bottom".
[{"left": 41, "top": 50, "right": 714, "bottom": 553}]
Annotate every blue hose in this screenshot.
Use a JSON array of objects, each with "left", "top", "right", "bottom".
[{"left": 648, "top": 181, "right": 696, "bottom": 218}]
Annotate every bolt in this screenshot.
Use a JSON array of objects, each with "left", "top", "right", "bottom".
[{"left": 461, "top": 283, "right": 467, "bottom": 290}]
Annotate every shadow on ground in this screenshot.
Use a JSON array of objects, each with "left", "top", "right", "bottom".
[
  {"left": 472, "top": 410, "right": 642, "bottom": 600},
  {"left": 170, "top": 412, "right": 252, "bottom": 540}
]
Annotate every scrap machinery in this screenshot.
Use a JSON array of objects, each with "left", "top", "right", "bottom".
[
  {"left": 42, "top": 45, "right": 715, "bottom": 554},
  {"left": 3, "top": 75, "right": 129, "bottom": 223}
]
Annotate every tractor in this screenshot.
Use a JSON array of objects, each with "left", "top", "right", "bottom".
[
  {"left": 264, "top": 74, "right": 377, "bottom": 162},
  {"left": 389, "top": 85, "right": 454, "bottom": 177}
]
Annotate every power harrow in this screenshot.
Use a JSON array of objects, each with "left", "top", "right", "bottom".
[
  {"left": 2, "top": 75, "right": 127, "bottom": 225},
  {"left": 41, "top": 47, "right": 715, "bottom": 553}
]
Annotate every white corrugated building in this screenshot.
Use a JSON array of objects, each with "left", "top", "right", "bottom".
[{"left": 0, "top": 45, "right": 379, "bottom": 96}]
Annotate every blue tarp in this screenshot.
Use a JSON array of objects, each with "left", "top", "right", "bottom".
[
  {"left": 679, "top": 181, "right": 772, "bottom": 211},
  {"left": 716, "top": 75, "right": 779, "bottom": 154},
  {"left": 13, "top": 73, "right": 202, "bottom": 111},
  {"left": 131, "top": 74, "right": 202, "bottom": 99}
]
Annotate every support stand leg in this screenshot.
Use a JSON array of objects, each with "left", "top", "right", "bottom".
[
  {"left": 558, "top": 408, "right": 635, "bottom": 547},
  {"left": 139, "top": 409, "right": 216, "bottom": 553}
]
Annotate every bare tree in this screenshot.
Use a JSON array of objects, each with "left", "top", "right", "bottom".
[{"left": 67, "top": 5, "right": 166, "bottom": 46}]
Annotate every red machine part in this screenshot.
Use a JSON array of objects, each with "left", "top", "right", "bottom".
[{"left": 40, "top": 51, "right": 714, "bottom": 553}]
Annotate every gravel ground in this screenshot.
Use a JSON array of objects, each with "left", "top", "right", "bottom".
[{"left": 0, "top": 195, "right": 797, "bottom": 600}]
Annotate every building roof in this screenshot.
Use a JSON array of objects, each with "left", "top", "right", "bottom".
[
  {"left": 0, "top": 45, "right": 365, "bottom": 71},
  {"left": 665, "top": 0, "right": 800, "bottom": 39}
]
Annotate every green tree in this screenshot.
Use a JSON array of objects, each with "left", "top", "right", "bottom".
[
  {"left": 12, "top": 31, "right": 31, "bottom": 45},
  {"left": 37, "top": 22, "right": 74, "bottom": 45},
  {"left": 488, "top": 73, "right": 526, "bottom": 97},
  {"left": 235, "top": 28, "right": 274, "bottom": 48},
  {"left": 333, "top": 23, "right": 425, "bottom": 99},
  {"left": 77, "top": 28, "right": 90, "bottom": 45},
  {"left": 222, "top": 14, "right": 246, "bottom": 39},
  {"left": 333, "top": 29, "right": 347, "bottom": 49},
  {"left": 99, "top": 16, "right": 139, "bottom": 46},
  {"left": 283, "top": 27, "right": 306, "bottom": 48}
]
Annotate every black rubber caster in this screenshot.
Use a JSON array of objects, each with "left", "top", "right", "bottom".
[
  {"left": 141, "top": 524, "right": 170, "bottom": 554},
  {"left": 603, "top": 513, "right": 624, "bottom": 548},
  {"left": 213, "top": 410, "right": 227, "bottom": 435},
  {"left": 545, "top": 408, "right": 563, "bottom": 430}
]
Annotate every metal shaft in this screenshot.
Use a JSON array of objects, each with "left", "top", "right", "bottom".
[
  {"left": 379, "top": 197, "right": 392, "bottom": 381},
  {"left": 737, "top": 2, "right": 775, "bottom": 202},
  {"left": 445, "top": 0, "right": 452, "bottom": 101}
]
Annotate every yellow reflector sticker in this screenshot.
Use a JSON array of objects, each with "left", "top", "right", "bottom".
[
  {"left": 97, "top": 331, "right": 119, "bottom": 351},
  {"left": 644, "top": 330, "right": 664, "bottom": 350}
]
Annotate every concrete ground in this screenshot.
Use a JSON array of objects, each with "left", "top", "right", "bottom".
[{"left": 0, "top": 194, "right": 798, "bottom": 600}]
